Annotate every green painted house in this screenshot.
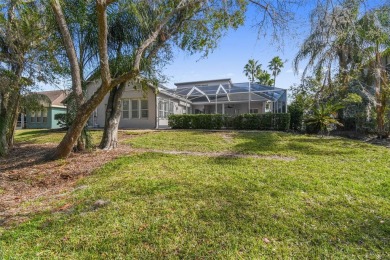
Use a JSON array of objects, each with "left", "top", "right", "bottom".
[{"left": 26, "top": 90, "right": 68, "bottom": 129}]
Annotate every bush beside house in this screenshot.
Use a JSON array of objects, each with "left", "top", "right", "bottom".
[{"left": 168, "top": 113, "right": 290, "bottom": 131}]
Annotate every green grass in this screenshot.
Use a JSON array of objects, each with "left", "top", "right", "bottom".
[
  {"left": 1, "top": 131, "right": 389, "bottom": 258},
  {"left": 127, "top": 130, "right": 234, "bottom": 152},
  {"left": 14, "top": 129, "right": 103, "bottom": 145}
]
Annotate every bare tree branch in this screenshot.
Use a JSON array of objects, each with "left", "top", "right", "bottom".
[{"left": 50, "top": 0, "right": 83, "bottom": 107}]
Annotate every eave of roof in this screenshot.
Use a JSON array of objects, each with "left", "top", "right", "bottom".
[{"left": 174, "top": 78, "right": 232, "bottom": 86}]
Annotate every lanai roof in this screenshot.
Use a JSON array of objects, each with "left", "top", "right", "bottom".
[{"left": 165, "top": 82, "right": 286, "bottom": 104}]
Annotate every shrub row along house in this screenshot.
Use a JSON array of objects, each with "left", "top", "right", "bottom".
[{"left": 86, "top": 78, "right": 287, "bottom": 129}]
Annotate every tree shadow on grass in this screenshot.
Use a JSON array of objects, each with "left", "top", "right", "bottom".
[
  {"left": 3, "top": 152, "right": 388, "bottom": 258},
  {"left": 48, "top": 173, "right": 389, "bottom": 258},
  {"left": 0, "top": 144, "right": 55, "bottom": 172},
  {"left": 232, "top": 132, "right": 358, "bottom": 157},
  {"left": 173, "top": 182, "right": 389, "bottom": 257},
  {"left": 16, "top": 129, "right": 54, "bottom": 136}
]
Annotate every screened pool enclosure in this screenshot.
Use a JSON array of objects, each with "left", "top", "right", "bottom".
[{"left": 162, "top": 79, "right": 288, "bottom": 116}]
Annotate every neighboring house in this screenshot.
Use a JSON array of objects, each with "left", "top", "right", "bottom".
[
  {"left": 25, "top": 90, "right": 68, "bottom": 129},
  {"left": 87, "top": 78, "right": 288, "bottom": 129}
]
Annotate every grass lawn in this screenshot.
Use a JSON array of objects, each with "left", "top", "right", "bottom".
[
  {"left": 14, "top": 129, "right": 103, "bottom": 145},
  {"left": 1, "top": 130, "right": 389, "bottom": 258}
]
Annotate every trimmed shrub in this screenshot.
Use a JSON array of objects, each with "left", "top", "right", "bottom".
[
  {"left": 168, "top": 114, "right": 223, "bottom": 129},
  {"left": 223, "top": 116, "right": 234, "bottom": 128},
  {"left": 168, "top": 114, "right": 191, "bottom": 129},
  {"left": 169, "top": 113, "right": 290, "bottom": 131},
  {"left": 288, "top": 102, "right": 304, "bottom": 131},
  {"left": 273, "top": 113, "right": 291, "bottom": 131}
]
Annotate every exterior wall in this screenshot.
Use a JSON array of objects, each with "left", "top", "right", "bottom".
[
  {"left": 86, "top": 80, "right": 157, "bottom": 129},
  {"left": 119, "top": 87, "right": 156, "bottom": 129},
  {"left": 50, "top": 107, "right": 67, "bottom": 129},
  {"left": 26, "top": 107, "right": 66, "bottom": 129}
]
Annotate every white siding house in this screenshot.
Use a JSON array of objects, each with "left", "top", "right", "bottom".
[{"left": 87, "top": 78, "right": 288, "bottom": 129}]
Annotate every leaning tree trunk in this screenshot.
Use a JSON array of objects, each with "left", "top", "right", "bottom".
[
  {"left": 0, "top": 96, "right": 9, "bottom": 157},
  {"left": 7, "top": 91, "right": 21, "bottom": 150},
  {"left": 100, "top": 82, "right": 126, "bottom": 150},
  {"left": 51, "top": 78, "right": 134, "bottom": 159},
  {"left": 51, "top": 101, "right": 96, "bottom": 159},
  {"left": 51, "top": 0, "right": 86, "bottom": 152}
]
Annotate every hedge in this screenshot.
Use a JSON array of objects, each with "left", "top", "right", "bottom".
[{"left": 168, "top": 113, "right": 290, "bottom": 131}]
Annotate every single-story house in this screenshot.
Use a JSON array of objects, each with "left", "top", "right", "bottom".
[
  {"left": 86, "top": 78, "right": 287, "bottom": 129},
  {"left": 25, "top": 90, "right": 68, "bottom": 129}
]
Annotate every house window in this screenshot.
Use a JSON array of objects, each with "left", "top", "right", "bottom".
[
  {"left": 131, "top": 100, "right": 139, "bottom": 118},
  {"left": 30, "top": 111, "right": 36, "bottom": 123},
  {"left": 249, "top": 109, "right": 259, "bottom": 114},
  {"left": 122, "top": 99, "right": 148, "bottom": 119},
  {"left": 42, "top": 109, "right": 48, "bottom": 123},
  {"left": 141, "top": 100, "right": 148, "bottom": 118},
  {"left": 36, "top": 110, "right": 42, "bottom": 123},
  {"left": 122, "top": 100, "right": 130, "bottom": 119}
]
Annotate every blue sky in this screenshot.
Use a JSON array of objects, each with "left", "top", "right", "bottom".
[
  {"left": 161, "top": 26, "right": 304, "bottom": 90},
  {"left": 161, "top": 3, "right": 314, "bottom": 90}
]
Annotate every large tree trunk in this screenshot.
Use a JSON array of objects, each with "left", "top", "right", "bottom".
[
  {"left": 100, "top": 82, "right": 126, "bottom": 150},
  {"left": 51, "top": 78, "right": 133, "bottom": 159},
  {"left": 0, "top": 92, "right": 9, "bottom": 157},
  {"left": 6, "top": 91, "right": 21, "bottom": 149},
  {"left": 0, "top": 64, "right": 22, "bottom": 156},
  {"left": 51, "top": 102, "right": 95, "bottom": 159},
  {"left": 51, "top": 0, "right": 87, "bottom": 151}
]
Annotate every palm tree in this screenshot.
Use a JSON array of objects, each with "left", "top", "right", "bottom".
[
  {"left": 243, "top": 59, "right": 262, "bottom": 83},
  {"left": 305, "top": 102, "right": 344, "bottom": 136},
  {"left": 255, "top": 70, "right": 274, "bottom": 86},
  {"left": 268, "top": 56, "right": 284, "bottom": 87}
]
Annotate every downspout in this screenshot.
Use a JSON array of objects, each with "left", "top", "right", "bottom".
[
  {"left": 215, "top": 94, "right": 218, "bottom": 114},
  {"left": 285, "top": 89, "right": 288, "bottom": 113},
  {"left": 155, "top": 94, "right": 159, "bottom": 129}
]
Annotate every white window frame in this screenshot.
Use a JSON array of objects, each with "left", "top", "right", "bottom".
[
  {"left": 36, "top": 110, "right": 42, "bottom": 123},
  {"left": 131, "top": 99, "right": 139, "bottom": 119},
  {"left": 122, "top": 99, "right": 148, "bottom": 119},
  {"left": 249, "top": 108, "right": 259, "bottom": 114},
  {"left": 122, "top": 100, "right": 130, "bottom": 119},
  {"left": 140, "top": 100, "right": 148, "bottom": 119},
  {"left": 42, "top": 109, "right": 48, "bottom": 123}
]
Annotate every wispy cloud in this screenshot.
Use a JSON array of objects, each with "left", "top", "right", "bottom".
[{"left": 286, "top": 68, "right": 303, "bottom": 75}]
